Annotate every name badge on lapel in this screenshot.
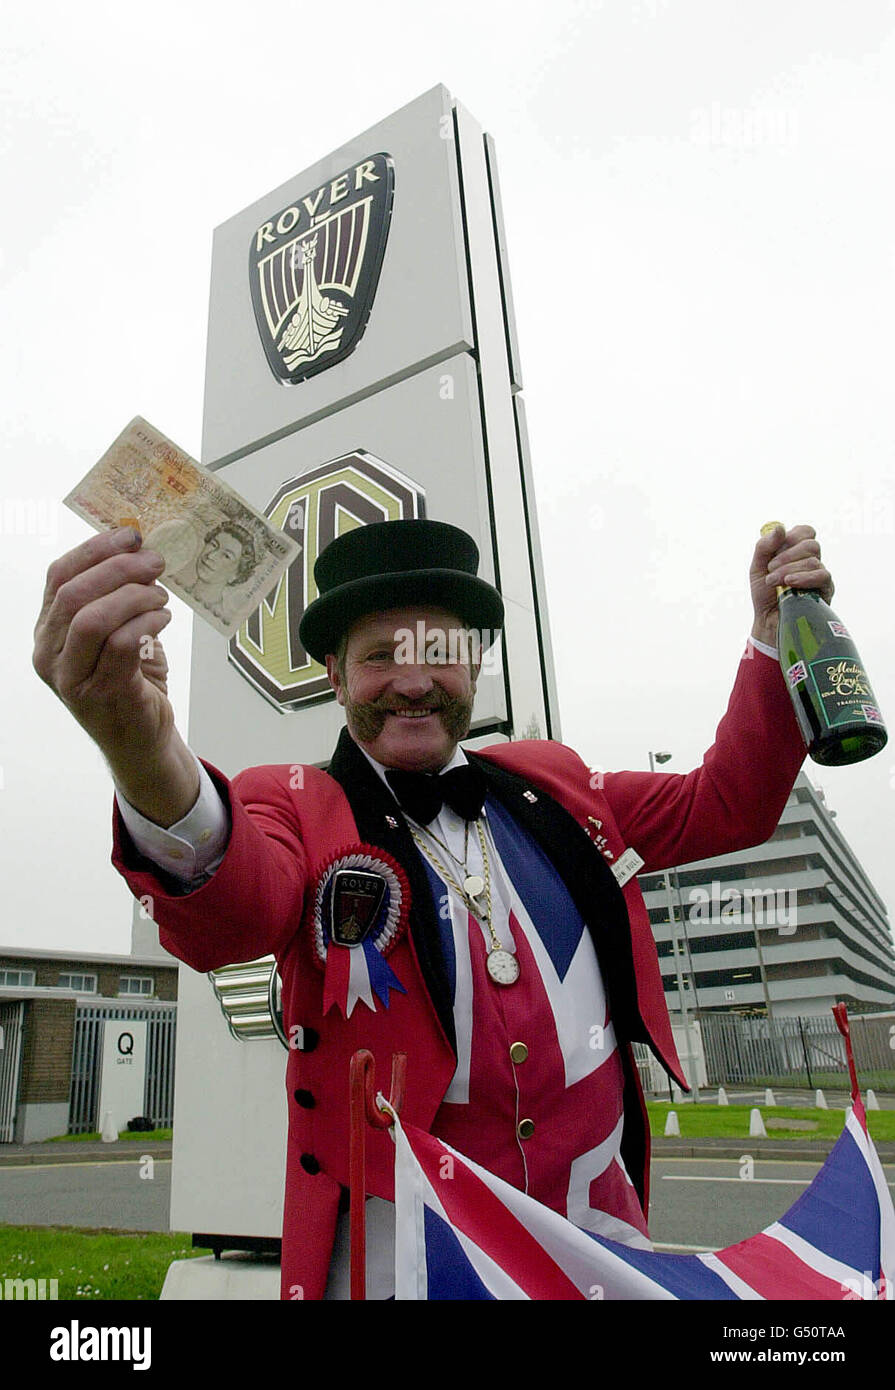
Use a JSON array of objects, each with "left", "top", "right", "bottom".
[
  {"left": 611, "top": 847, "right": 645, "bottom": 888},
  {"left": 311, "top": 847, "right": 410, "bottom": 1018}
]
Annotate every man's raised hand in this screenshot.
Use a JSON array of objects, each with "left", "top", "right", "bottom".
[
  {"left": 749, "top": 523, "right": 834, "bottom": 648},
  {"left": 33, "top": 527, "right": 199, "bottom": 826}
]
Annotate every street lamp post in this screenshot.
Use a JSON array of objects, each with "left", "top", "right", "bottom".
[
  {"left": 648, "top": 750, "right": 699, "bottom": 1101},
  {"left": 751, "top": 915, "right": 773, "bottom": 1018},
  {"left": 671, "top": 865, "right": 701, "bottom": 1011}
]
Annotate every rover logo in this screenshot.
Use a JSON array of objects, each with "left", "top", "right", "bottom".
[
  {"left": 249, "top": 153, "right": 394, "bottom": 384},
  {"left": 329, "top": 870, "right": 387, "bottom": 948},
  {"left": 228, "top": 451, "right": 425, "bottom": 709}
]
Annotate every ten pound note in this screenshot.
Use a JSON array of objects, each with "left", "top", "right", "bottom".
[{"left": 64, "top": 417, "right": 301, "bottom": 638}]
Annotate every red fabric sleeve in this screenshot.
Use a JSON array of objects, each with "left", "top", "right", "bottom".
[
  {"left": 601, "top": 645, "right": 806, "bottom": 872},
  {"left": 110, "top": 761, "right": 310, "bottom": 973}
]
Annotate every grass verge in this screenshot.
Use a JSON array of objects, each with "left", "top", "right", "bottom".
[
  {"left": 647, "top": 1101, "right": 895, "bottom": 1142},
  {"left": 748, "top": 1072, "right": 895, "bottom": 1093},
  {"left": 0, "top": 1227, "right": 211, "bottom": 1300},
  {"left": 48, "top": 1130, "right": 173, "bottom": 1143}
]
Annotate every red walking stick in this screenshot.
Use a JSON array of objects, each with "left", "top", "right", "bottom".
[
  {"left": 348, "top": 1049, "right": 407, "bottom": 1301},
  {"left": 832, "top": 1001, "right": 865, "bottom": 1123}
]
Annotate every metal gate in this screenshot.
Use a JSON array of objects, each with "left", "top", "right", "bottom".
[
  {"left": 698, "top": 1012, "right": 895, "bottom": 1088},
  {"left": 69, "top": 1003, "right": 177, "bottom": 1135},
  {"left": 0, "top": 1001, "right": 25, "bottom": 1142}
]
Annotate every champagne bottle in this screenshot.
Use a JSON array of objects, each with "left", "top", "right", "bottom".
[{"left": 761, "top": 521, "right": 887, "bottom": 766}]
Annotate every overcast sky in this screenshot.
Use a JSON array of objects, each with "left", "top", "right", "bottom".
[{"left": 3, "top": 0, "right": 893, "bottom": 958}]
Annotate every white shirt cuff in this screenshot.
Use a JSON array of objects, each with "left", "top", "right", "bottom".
[
  {"left": 115, "top": 753, "right": 230, "bottom": 880},
  {"left": 748, "top": 634, "right": 778, "bottom": 660}
]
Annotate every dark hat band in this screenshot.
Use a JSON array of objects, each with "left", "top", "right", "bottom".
[
  {"left": 299, "top": 567, "right": 503, "bottom": 664},
  {"left": 297, "top": 519, "right": 503, "bottom": 664}
]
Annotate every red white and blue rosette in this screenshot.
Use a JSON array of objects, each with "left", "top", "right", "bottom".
[{"left": 311, "top": 845, "right": 410, "bottom": 1018}]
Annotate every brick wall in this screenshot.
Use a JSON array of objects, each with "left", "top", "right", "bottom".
[
  {"left": 19, "top": 998, "right": 77, "bottom": 1104},
  {"left": 0, "top": 955, "right": 178, "bottom": 1000}
]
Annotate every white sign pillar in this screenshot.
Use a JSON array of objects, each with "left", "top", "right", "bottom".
[
  {"left": 98, "top": 1020, "right": 147, "bottom": 1136},
  {"left": 161, "top": 83, "right": 559, "bottom": 1290}
]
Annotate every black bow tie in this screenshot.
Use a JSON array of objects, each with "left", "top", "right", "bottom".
[{"left": 384, "top": 763, "right": 487, "bottom": 825}]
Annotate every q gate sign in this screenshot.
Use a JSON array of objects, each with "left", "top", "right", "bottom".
[
  {"left": 98, "top": 1021, "right": 147, "bottom": 1137},
  {"left": 152, "top": 84, "right": 560, "bottom": 1294}
]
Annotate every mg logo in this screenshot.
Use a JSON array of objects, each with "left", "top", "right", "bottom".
[{"left": 228, "top": 451, "right": 425, "bottom": 709}]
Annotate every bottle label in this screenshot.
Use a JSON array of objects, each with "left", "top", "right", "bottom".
[
  {"left": 808, "top": 657, "right": 878, "bottom": 729},
  {"left": 828, "top": 621, "right": 850, "bottom": 639},
  {"left": 786, "top": 660, "right": 808, "bottom": 688}
]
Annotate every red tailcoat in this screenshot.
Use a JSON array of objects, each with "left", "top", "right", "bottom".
[{"left": 111, "top": 644, "right": 804, "bottom": 1299}]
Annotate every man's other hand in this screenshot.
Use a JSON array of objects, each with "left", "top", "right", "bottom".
[{"left": 749, "top": 523, "right": 834, "bottom": 648}]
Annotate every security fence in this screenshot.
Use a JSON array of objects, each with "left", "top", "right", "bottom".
[
  {"left": 0, "top": 1002, "right": 25, "bottom": 1143},
  {"left": 68, "top": 1002, "right": 177, "bottom": 1134},
  {"left": 696, "top": 1011, "right": 895, "bottom": 1092}
]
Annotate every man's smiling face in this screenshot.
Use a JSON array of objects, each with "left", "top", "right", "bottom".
[{"left": 325, "top": 606, "right": 478, "bottom": 772}]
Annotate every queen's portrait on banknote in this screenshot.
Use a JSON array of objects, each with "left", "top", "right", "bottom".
[{"left": 167, "top": 522, "right": 259, "bottom": 626}]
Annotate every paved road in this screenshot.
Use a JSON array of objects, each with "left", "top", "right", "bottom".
[
  {"left": 0, "top": 1154, "right": 172, "bottom": 1232},
  {"left": 2, "top": 1152, "right": 893, "bottom": 1249},
  {"left": 649, "top": 1156, "right": 895, "bottom": 1251}
]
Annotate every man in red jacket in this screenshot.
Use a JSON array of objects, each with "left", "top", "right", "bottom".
[{"left": 33, "top": 517, "right": 832, "bottom": 1298}]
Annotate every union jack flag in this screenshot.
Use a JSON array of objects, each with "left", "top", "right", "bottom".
[{"left": 390, "top": 1098, "right": 894, "bottom": 1300}]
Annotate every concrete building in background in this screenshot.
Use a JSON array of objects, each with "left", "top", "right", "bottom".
[
  {"left": 0, "top": 947, "right": 177, "bottom": 1142},
  {"left": 639, "top": 772, "right": 895, "bottom": 1018}
]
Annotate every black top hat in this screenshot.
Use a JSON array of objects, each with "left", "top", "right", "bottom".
[{"left": 298, "top": 519, "right": 504, "bottom": 663}]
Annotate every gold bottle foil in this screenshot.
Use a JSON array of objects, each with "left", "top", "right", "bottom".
[{"left": 761, "top": 519, "right": 788, "bottom": 597}]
